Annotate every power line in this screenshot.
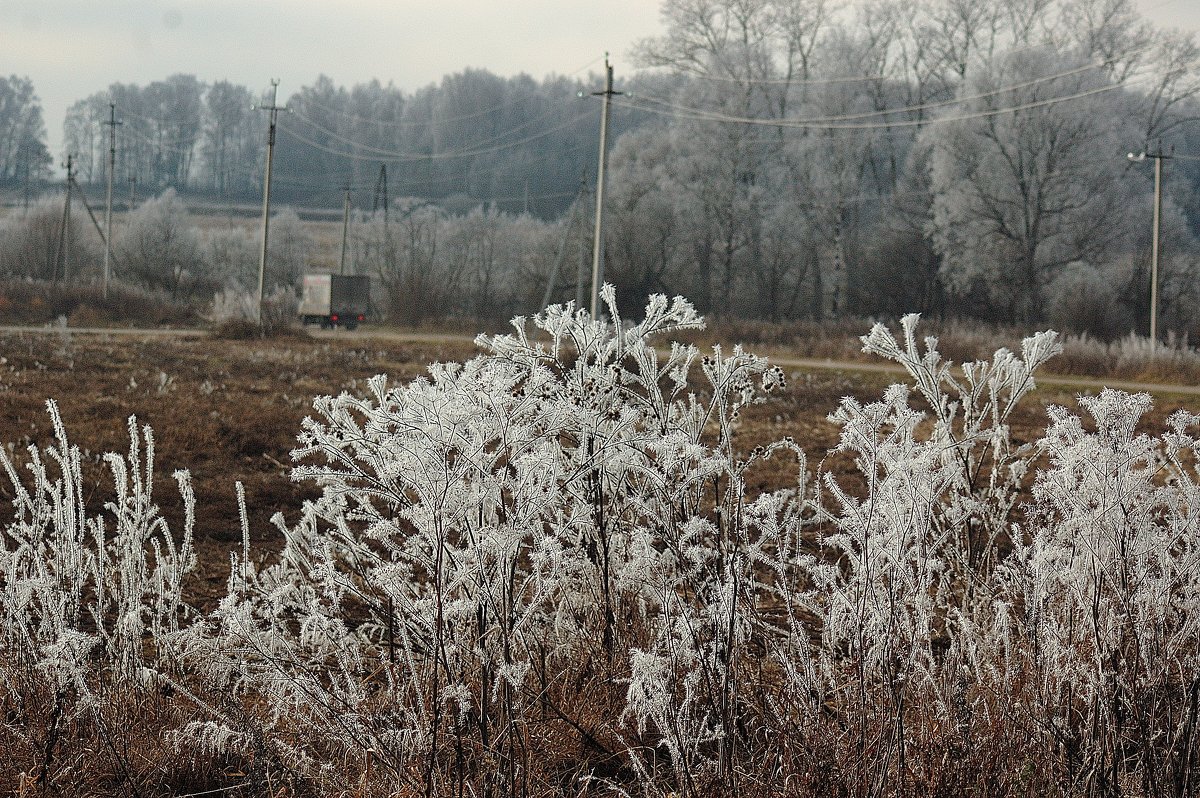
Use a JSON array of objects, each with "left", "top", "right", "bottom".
[
  {"left": 630, "top": 57, "right": 1119, "bottom": 126},
  {"left": 641, "top": 65, "right": 889, "bottom": 86},
  {"left": 118, "top": 125, "right": 200, "bottom": 156},
  {"left": 286, "top": 98, "right": 577, "bottom": 160},
  {"left": 292, "top": 57, "right": 601, "bottom": 130},
  {"left": 298, "top": 90, "right": 530, "bottom": 130},
  {"left": 612, "top": 78, "right": 1139, "bottom": 131},
  {"left": 277, "top": 107, "right": 594, "bottom": 163}
]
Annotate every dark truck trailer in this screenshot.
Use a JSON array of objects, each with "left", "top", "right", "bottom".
[{"left": 299, "top": 274, "right": 370, "bottom": 329}]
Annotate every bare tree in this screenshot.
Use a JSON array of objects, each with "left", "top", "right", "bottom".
[{"left": 926, "top": 49, "right": 1141, "bottom": 321}]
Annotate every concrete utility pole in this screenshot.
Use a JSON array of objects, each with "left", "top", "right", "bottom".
[
  {"left": 128, "top": 175, "right": 137, "bottom": 209},
  {"left": 589, "top": 56, "right": 621, "bottom": 318},
  {"left": 54, "top": 155, "right": 75, "bottom": 285},
  {"left": 255, "top": 79, "right": 285, "bottom": 324},
  {"left": 1128, "top": 146, "right": 1172, "bottom": 342},
  {"left": 576, "top": 173, "right": 590, "bottom": 311},
  {"left": 340, "top": 183, "right": 352, "bottom": 275},
  {"left": 102, "top": 103, "right": 122, "bottom": 299}
]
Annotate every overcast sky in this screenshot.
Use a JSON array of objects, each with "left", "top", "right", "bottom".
[{"left": 4, "top": 0, "right": 1199, "bottom": 163}]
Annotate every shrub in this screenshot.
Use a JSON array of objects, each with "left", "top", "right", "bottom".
[
  {"left": 208, "top": 285, "right": 305, "bottom": 340},
  {"left": 118, "top": 189, "right": 210, "bottom": 302},
  {"left": 0, "top": 197, "right": 78, "bottom": 281}
]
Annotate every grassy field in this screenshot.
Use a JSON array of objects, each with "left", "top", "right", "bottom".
[{"left": 2, "top": 322, "right": 1199, "bottom": 795}]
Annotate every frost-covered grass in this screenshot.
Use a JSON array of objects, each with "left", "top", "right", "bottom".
[
  {"left": 1, "top": 291, "right": 1198, "bottom": 797},
  {"left": 690, "top": 317, "right": 1200, "bottom": 385}
]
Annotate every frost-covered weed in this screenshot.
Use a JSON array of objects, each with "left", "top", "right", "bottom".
[
  {"left": 0, "top": 401, "right": 195, "bottom": 702},
  {"left": 4, "top": 297, "right": 1200, "bottom": 797},
  {"left": 175, "top": 288, "right": 799, "bottom": 792},
  {"left": 992, "top": 392, "right": 1200, "bottom": 795}
]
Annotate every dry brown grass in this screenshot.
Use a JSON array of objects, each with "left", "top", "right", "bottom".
[
  {"left": 0, "top": 279, "right": 200, "bottom": 328},
  {"left": 684, "top": 317, "right": 1200, "bottom": 385},
  {"left": 1, "top": 326, "right": 1196, "bottom": 795}
]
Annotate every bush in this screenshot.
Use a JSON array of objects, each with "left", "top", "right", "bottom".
[
  {"left": 1046, "top": 261, "right": 1134, "bottom": 340},
  {"left": 207, "top": 286, "right": 305, "bottom": 340},
  {"left": 118, "top": 189, "right": 210, "bottom": 301},
  {"left": 0, "top": 196, "right": 98, "bottom": 282}
]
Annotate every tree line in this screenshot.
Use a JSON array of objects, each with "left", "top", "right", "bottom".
[
  {"left": 0, "top": 75, "right": 52, "bottom": 194},
  {"left": 3, "top": 0, "right": 1200, "bottom": 335},
  {"left": 599, "top": 0, "right": 1200, "bottom": 334},
  {"left": 57, "top": 70, "right": 634, "bottom": 217}
]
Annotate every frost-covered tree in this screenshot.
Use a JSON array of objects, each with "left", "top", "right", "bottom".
[
  {"left": 119, "top": 188, "right": 207, "bottom": 300},
  {"left": 926, "top": 49, "right": 1143, "bottom": 322},
  {"left": 0, "top": 195, "right": 86, "bottom": 281},
  {"left": 265, "top": 207, "right": 313, "bottom": 292},
  {"left": 0, "top": 75, "right": 50, "bottom": 183},
  {"left": 202, "top": 225, "right": 258, "bottom": 291},
  {"left": 200, "top": 81, "right": 259, "bottom": 195}
]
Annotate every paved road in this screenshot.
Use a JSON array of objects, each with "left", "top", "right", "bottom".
[{"left": 2, "top": 324, "right": 1197, "bottom": 397}]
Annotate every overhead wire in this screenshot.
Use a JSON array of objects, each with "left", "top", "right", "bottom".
[
  {"left": 628, "top": 56, "right": 1124, "bottom": 126},
  {"left": 277, "top": 106, "right": 595, "bottom": 163},
  {"left": 637, "top": 21, "right": 1157, "bottom": 87},
  {"left": 292, "top": 54, "right": 602, "bottom": 130},
  {"left": 298, "top": 91, "right": 527, "bottom": 130},
  {"left": 117, "top": 125, "right": 202, "bottom": 156},
  {"left": 640, "top": 65, "right": 889, "bottom": 86},
  {"left": 612, "top": 77, "right": 1142, "bottom": 130},
  {"left": 208, "top": 128, "right": 593, "bottom": 194},
  {"left": 287, "top": 98, "right": 574, "bottom": 159},
  {"left": 56, "top": 42, "right": 1175, "bottom": 219}
]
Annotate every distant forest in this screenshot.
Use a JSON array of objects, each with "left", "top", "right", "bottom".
[
  {"left": 3, "top": 0, "right": 1200, "bottom": 333},
  {"left": 56, "top": 70, "right": 641, "bottom": 217}
]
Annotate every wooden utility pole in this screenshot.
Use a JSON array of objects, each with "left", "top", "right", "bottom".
[
  {"left": 255, "top": 79, "right": 285, "bottom": 323},
  {"left": 102, "top": 103, "right": 122, "bottom": 299},
  {"left": 589, "top": 56, "right": 621, "bottom": 318}
]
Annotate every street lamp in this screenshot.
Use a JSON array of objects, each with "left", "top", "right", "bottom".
[{"left": 1127, "top": 149, "right": 1168, "bottom": 342}]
